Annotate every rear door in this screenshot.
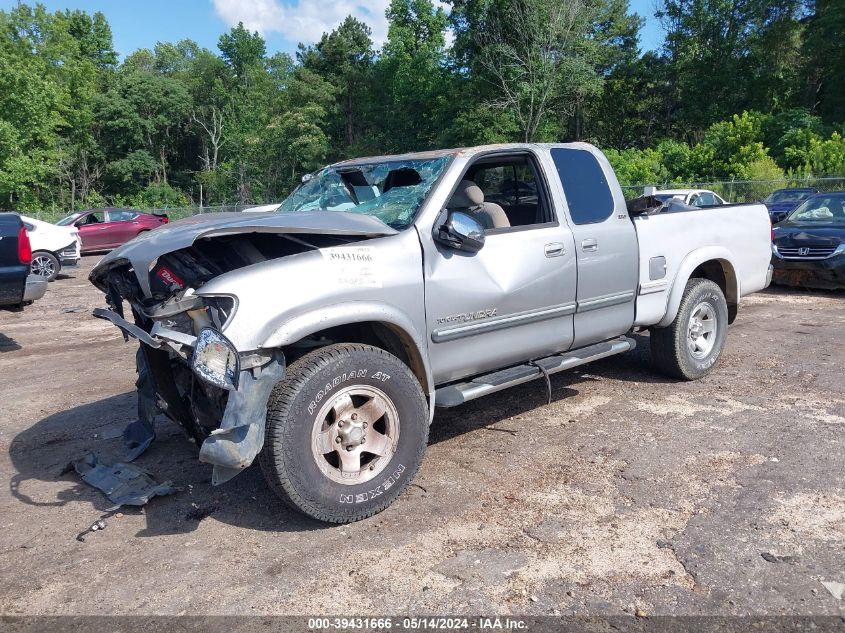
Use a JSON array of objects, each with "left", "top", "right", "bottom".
[
  {"left": 106, "top": 209, "right": 141, "bottom": 246},
  {"left": 548, "top": 146, "right": 638, "bottom": 348}
]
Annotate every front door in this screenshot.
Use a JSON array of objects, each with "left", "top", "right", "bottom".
[
  {"left": 548, "top": 147, "right": 638, "bottom": 348},
  {"left": 421, "top": 151, "right": 577, "bottom": 385}
]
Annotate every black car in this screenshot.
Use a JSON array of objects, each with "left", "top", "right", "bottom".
[
  {"left": 0, "top": 212, "right": 47, "bottom": 307},
  {"left": 763, "top": 187, "right": 818, "bottom": 223},
  {"left": 771, "top": 192, "right": 845, "bottom": 289}
]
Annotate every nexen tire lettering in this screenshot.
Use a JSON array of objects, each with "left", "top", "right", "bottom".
[{"left": 339, "top": 464, "right": 406, "bottom": 504}]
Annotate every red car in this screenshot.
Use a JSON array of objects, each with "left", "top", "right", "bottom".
[{"left": 56, "top": 208, "right": 168, "bottom": 253}]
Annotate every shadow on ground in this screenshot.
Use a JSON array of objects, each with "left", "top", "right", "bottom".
[{"left": 8, "top": 342, "right": 668, "bottom": 536}]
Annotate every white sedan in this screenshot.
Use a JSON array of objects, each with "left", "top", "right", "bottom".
[
  {"left": 21, "top": 216, "right": 81, "bottom": 281},
  {"left": 646, "top": 187, "right": 728, "bottom": 207}
]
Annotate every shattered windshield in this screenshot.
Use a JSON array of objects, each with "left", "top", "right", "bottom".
[{"left": 277, "top": 156, "right": 451, "bottom": 230}]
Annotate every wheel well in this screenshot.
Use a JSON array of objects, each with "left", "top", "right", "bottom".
[
  {"left": 284, "top": 322, "right": 429, "bottom": 392},
  {"left": 690, "top": 259, "right": 738, "bottom": 323}
]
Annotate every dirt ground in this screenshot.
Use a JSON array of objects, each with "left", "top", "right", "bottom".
[{"left": 0, "top": 256, "right": 843, "bottom": 617}]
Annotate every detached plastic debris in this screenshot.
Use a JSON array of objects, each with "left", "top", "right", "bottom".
[
  {"left": 123, "top": 348, "right": 159, "bottom": 462},
  {"left": 76, "top": 519, "right": 107, "bottom": 542},
  {"left": 69, "top": 452, "right": 177, "bottom": 508}
]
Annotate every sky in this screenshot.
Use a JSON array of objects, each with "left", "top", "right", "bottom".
[{"left": 0, "top": 0, "right": 666, "bottom": 59}]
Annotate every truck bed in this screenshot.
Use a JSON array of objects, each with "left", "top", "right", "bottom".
[{"left": 632, "top": 203, "right": 772, "bottom": 327}]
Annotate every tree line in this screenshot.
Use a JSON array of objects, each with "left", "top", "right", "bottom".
[{"left": 0, "top": 0, "right": 843, "bottom": 212}]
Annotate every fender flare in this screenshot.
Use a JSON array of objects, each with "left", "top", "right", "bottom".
[
  {"left": 261, "top": 301, "right": 435, "bottom": 418},
  {"left": 657, "top": 247, "right": 739, "bottom": 328}
]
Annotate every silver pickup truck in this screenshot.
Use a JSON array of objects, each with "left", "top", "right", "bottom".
[{"left": 90, "top": 143, "right": 772, "bottom": 523}]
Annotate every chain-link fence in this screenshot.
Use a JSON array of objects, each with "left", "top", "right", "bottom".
[
  {"left": 620, "top": 176, "right": 845, "bottom": 203},
  {"left": 25, "top": 203, "right": 277, "bottom": 223},
  {"left": 23, "top": 175, "right": 845, "bottom": 223}
]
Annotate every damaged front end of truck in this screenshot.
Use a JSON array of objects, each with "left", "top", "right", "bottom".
[{"left": 89, "top": 211, "right": 396, "bottom": 484}]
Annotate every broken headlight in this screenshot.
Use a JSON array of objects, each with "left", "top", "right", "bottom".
[
  {"left": 202, "top": 295, "right": 237, "bottom": 330},
  {"left": 192, "top": 328, "right": 240, "bottom": 390}
]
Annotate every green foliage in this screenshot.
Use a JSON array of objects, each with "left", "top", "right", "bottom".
[
  {"left": 0, "top": 1, "right": 842, "bottom": 212},
  {"left": 605, "top": 148, "right": 667, "bottom": 186},
  {"left": 115, "top": 182, "right": 190, "bottom": 209}
]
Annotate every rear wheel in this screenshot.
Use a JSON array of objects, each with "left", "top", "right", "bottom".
[
  {"left": 30, "top": 251, "right": 60, "bottom": 281},
  {"left": 650, "top": 278, "right": 728, "bottom": 380},
  {"left": 259, "top": 343, "right": 429, "bottom": 523}
]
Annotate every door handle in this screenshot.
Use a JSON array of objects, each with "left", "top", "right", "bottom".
[
  {"left": 98, "top": 227, "right": 109, "bottom": 231},
  {"left": 544, "top": 242, "right": 565, "bottom": 257},
  {"left": 581, "top": 238, "right": 598, "bottom": 252}
]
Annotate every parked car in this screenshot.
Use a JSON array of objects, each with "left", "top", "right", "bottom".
[
  {"left": 0, "top": 213, "right": 47, "bottom": 308},
  {"left": 771, "top": 191, "right": 845, "bottom": 289},
  {"left": 242, "top": 203, "right": 282, "bottom": 213},
  {"left": 90, "top": 143, "right": 772, "bottom": 523},
  {"left": 56, "top": 208, "right": 168, "bottom": 253},
  {"left": 763, "top": 187, "right": 818, "bottom": 223},
  {"left": 646, "top": 187, "right": 728, "bottom": 207},
  {"left": 20, "top": 215, "right": 81, "bottom": 281}
]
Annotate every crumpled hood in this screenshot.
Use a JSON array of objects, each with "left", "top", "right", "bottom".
[{"left": 90, "top": 211, "right": 397, "bottom": 297}]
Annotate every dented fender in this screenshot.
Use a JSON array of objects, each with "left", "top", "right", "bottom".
[{"left": 198, "top": 352, "right": 286, "bottom": 484}]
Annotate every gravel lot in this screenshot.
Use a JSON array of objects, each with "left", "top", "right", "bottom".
[{"left": 0, "top": 256, "right": 843, "bottom": 616}]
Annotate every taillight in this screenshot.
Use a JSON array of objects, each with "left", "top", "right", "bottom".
[{"left": 18, "top": 225, "right": 31, "bottom": 264}]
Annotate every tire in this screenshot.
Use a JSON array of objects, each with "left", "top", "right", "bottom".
[
  {"left": 30, "top": 251, "right": 60, "bottom": 282},
  {"left": 259, "top": 343, "right": 429, "bottom": 523},
  {"left": 650, "top": 278, "right": 728, "bottom": 380}
]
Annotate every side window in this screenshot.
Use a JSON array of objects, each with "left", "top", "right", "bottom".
[
  {"left": 697, "top": 193, "right": 716, "bottom": 206},
  {"left": 550, "top": 148, "right": 615, "bottom": 225},
  {"left": 462, "top": 155, "right": 552, "bottom": 229},
  {"left": 82, "top": 212, "right": 105, "bottom": 225},
  {"left": 107, "top": 209, "right": 137, "bottom": 222}
]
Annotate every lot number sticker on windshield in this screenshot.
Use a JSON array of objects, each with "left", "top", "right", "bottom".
[{"left": 322, "top": 246, "right": 382, "bottom": 288}]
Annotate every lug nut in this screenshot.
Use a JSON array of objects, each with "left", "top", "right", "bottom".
[
  {"left": 335, "top": 437, "right": 341, "bottom": 443},
  {"left": 360, "top": 438, "right": 366, "bottom": 444},
  {"left": 346, "top": 445, "right": 354, "bottom": 452},
  {"left": 351, "top": 413, "right": 358, "bottom": 420},
  {"left": 363, "top": 422, "right": 368, "bottom": 429},
  {"left": 338, "top": 420, "right": 344, "bottom": 427}
]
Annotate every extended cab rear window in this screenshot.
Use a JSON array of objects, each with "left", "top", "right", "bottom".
[{"left": 550, "top": 148, "right": 614, "bottom": 225}]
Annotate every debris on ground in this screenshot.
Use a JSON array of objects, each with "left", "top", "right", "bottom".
[
  {"left": 61, "top": 306, "right": 85, "bottom": 313},
  {"left": 76, "top": 519, "right": 107, "bottom": 542},
  {"left": 761, "top": 552, "right": 799, "bottom": 564},
  {"left": 68, "top": 452, "right": 177, "bottom": 508},
  {"left": 821, "top": 580, "right": 844, "bottom": 601}
]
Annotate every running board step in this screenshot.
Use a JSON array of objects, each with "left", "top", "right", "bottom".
[{"left": 434, "top": 336, "right": 636, "bottom": 408}]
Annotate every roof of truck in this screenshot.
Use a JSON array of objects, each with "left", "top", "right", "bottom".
[{"left": 332, "top": 143, "right": 593, "bottom": 167}]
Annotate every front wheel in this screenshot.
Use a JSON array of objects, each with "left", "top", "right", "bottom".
[
  {"left": 650, "top": 278, "right": 728, "bottom": 380},
  {"left": 31, "top": 251, "right": 60, "bottom": 281},
  {"left": 259, "top": 343, "right": 429, "bottom": 523}
]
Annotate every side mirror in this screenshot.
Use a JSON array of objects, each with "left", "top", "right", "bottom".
[
  {"left": 773, "top": 212, "right": 788, "bottom": 223},
  {"left": 435, "top": 211, "right": 485, "bottom": 253}
]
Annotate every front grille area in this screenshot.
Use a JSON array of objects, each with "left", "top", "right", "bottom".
[
  {"left": 777, "top": 246, "right": 837, "bottom": 260},
  {"left": 59, "top": 240, "right": 80, "bottom": 258}
]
